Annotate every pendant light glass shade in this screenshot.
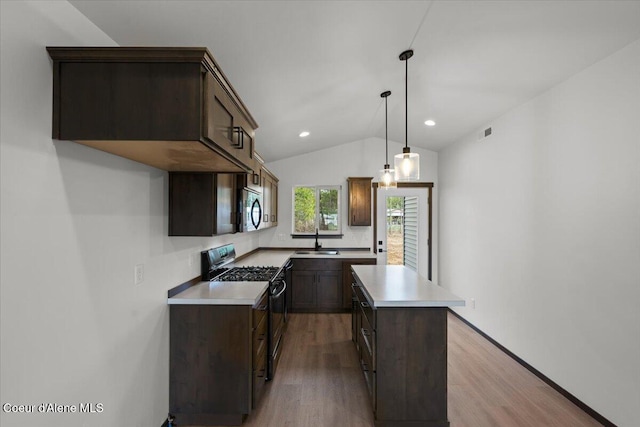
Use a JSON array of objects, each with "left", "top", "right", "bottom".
[
  {"left": 395, "top": 49, "right": 420, "bottom": 181},
  {"left": 394, "top": 149, "right": 420, "bottom": 181},
  {"left": 379, "top": 165, "right": 397, "bottom": 189},
  {"left": 379, "top": 90, "right": 396, "bottom": 189}
]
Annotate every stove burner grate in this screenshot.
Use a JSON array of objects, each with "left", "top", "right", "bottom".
[{"left": 215, "top": 266, "right": 279, "bottom": 282}]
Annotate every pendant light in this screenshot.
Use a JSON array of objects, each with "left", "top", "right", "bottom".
[
  {"left": 394, "top": 49, "right": 420, "bottom": 181},
  {"left": 379, "top": 90, "right": 397, "bottom": 189}
]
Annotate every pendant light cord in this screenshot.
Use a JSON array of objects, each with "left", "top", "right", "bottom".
[
  {"left": 385, "top": 95, "right": 389, "bottom": 164},
  {"left": 405, "top": 55, "right": 408, "bottom": 150},
  {"left": 399, "top": 49, "right": 413, "bottom": 151},
  {"left": 380, "top": 90, "right": 391, "bottom": 166}
]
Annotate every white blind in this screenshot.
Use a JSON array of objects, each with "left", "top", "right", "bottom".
[{"left": 403, "top": 196, "right": 418, "bottom": 271}]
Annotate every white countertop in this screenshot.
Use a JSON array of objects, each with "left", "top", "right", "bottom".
[
  {"left": 232, "top": 249, "right": 375, "bottom": 264},
  {"left": 351, "top": 265, "right": 465, "bottom": 308},
  {"left": 168, "top": 249, "right": 376, "bottom": 306},
  {"left": 168, "top": 280, "right": 269, "bottom": 306}
]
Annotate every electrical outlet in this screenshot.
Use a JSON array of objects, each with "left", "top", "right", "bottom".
[
  {"left": 134, "top": 264, "right": 144, "bottom": 285},
  {"left": 278, "top": 233, "right": 285, "bottom": 241},
  {"left": 470, "top": 298, "right": 476, "bottom": 309}
]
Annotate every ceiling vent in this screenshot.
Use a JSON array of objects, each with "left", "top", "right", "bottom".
[{"left": 477, "top": 126, "right": 493, "bottom": 141}]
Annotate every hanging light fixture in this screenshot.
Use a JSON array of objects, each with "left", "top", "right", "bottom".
[
  {"left": 379, "top": 90, "right": 397, "bottom": 190},
  {"left": 394, "top": 49, "right": 420, "bottom": 181}
]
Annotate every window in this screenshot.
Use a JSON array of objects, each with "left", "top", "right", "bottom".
[{"left": 292, "top": 185, "right": 341, "bottom": 235}]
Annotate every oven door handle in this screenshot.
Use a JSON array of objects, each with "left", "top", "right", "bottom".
[{"left": 271, "top": 280, "right": 287, "bottom": 299}]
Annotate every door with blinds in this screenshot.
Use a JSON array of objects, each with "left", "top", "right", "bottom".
[{"left": 376, "top": 188, "right": 429, "bottom": 277}]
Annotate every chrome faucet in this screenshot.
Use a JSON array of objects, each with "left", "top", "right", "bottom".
[{"left": 314, "top": 228, "right": 322, "bottom": 251}]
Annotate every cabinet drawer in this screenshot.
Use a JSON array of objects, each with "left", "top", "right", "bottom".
[
  {"left": 253, "top": 291, "right": 268, "bottom": 328},
  {"left": 252, "top": 314, "right": 267, "bottom": 370},
  {"left": 293, "top": 259, "right": 341, "bottom": 271},
  {"left": 360, "top": 350, "right": 376, "bottom": 406},
  {"left": 359, "top": 309, "right": 376, "bottom": 370},
  {"left": 353, "top": 283, "right": 375, "bottom": 329}
]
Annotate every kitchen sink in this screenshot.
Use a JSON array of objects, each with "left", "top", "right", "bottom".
[{"left": 295, "top": 250, "right": 340, "bottom": 255}]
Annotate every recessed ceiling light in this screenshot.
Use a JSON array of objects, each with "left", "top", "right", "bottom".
[
  {"left": 299, "top": 131, "right": 310, "bottom": 138},
  {"left": 424, "top": 120, "right": 436, "bottom": 127}
]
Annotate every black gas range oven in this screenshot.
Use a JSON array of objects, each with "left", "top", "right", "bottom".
[{"left": 201, "top": 244, "right": 291, "bottom": 381}]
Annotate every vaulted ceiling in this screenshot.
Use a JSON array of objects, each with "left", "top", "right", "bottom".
[{"left": 69, "top": 0, "right": 640, "bottom": 162}]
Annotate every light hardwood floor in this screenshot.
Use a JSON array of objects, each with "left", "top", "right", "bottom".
[{"left": 240, "top": 312, "right": 602, "bottom": 427}]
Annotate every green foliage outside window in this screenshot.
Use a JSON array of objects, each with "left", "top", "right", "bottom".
[
  {"left": 319, "top": 188, "right": 338, "bottom": 231},
  {"left": 294, "top": 187, "right": 316, "bottom": 233},
  {"left": 293, "top": 186, "right": 341, "bottom": 234}
]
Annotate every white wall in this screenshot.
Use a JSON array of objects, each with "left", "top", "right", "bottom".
[
  {"left": 0, "top": 2, "right": 260, "bottom": 426},
  {"left": 261, "top": 138, "right": 439, "bottom": 281},
  {"left": 439, "top": 39, "right": 640, "bottom": 426}
]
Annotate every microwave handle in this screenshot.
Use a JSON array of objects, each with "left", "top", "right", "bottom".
[{"left": 251, "top": 199, "right": 262, "bottom": 229}]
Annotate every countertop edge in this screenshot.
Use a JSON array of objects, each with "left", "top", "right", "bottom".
[{"left": 352, "top": 265, "right": 465, "bottom": 308}]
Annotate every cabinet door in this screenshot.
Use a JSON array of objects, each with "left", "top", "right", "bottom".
[
  {"left": 348, "top": 177, "right": 373, "bottom": 226},
  {"left": 169, "top": 172, "right": 237, "bottom": 236},
  {"left": 291, "top": 271, "right": 316, "bottom": 310},
  {"left": 203, "top": 72, "right": 254, "bottom": 168},
  {"left": 215, "top": 173, "right": 236, "bottom": 235},
  {"left": 169, "top": 173, "right": 214, "bottom": 236},
  {"left": 204, "top": 72, "right": 235, "bottom": 147},
  {"left": 261, "top": 172, "right": 271, "bottom": 228},
  {"left": 317, "top": 271, "right": 342, "bottom": 309},
  {"left": 271, "top": 180, "right": 278, "bottom": 225}
]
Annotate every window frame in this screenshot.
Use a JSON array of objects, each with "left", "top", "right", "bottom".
[{"left": 291, "top": 185, "right": 342, "bottom": 236}]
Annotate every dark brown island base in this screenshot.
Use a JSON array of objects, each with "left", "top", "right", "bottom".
[{"left": 351, "top": 265, "right": 465, "bottom": 427}]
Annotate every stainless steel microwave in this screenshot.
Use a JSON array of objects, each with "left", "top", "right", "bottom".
[{"left": 241, "top": 188, "right": 262, "bottom": 232}]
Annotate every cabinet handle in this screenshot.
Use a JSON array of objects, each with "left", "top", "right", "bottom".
[
  {"left": 361, "top": 328, "right": 370, "bottom": 337},
  {"left": 271, "top": 214, "right": 276, "bottom": 222},
  {"left": 257, "top": 369, "right": 266, "bottom": 378},
  {"left": 360, "top": 301, "right": 370, "bottom": 309},
  {"left": 256, "top": 304, "right": 268, "bottom": 311},
  {"left": 353, "top": 214, "right": 356, "bottom": 223}
]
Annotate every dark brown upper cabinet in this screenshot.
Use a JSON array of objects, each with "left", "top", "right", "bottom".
[
  {"left": 47, "top": 47, "right": 258, "bottom": 173},
  {"left": 348, "top": 177, "right": 373, "bottom": 226},
  {"left": 260, "top": 166, "right": 279, "bottom": 229},
  {"left": 168, "top": 172, "right": 237, "bottom": 236}
]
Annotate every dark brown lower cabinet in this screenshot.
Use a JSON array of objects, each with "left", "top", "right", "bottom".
[
  {"left": 352, "top": 271, "right": 449, "bottom": 427},
  {"left": 170, "top": 291, "right": 268, "bottom": 426},
  {"left": 289, "top": 257, "right": 376, "bottom": 313},
  {"left": 289, "top": 259, "right": 342, "bottom": 312}
]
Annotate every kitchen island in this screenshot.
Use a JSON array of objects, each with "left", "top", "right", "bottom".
[{"left": 350, "top": 265, "right": 464, "bottom": 427}]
